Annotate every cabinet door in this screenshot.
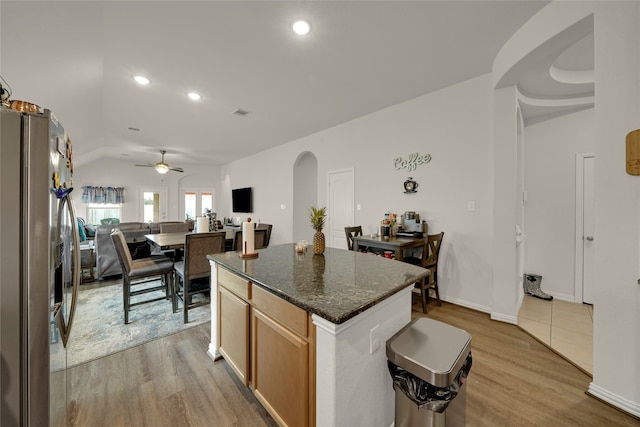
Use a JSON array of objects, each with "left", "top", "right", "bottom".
[
  {"left": 252, "top": 308, "right": 309, "bottom": 427},
  {"left": 218, "top": 286, "right": 250, "bottom": 386}
]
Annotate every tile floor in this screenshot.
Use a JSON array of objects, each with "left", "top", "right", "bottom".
[{"left": 518, "top": 296, "right": 593, "bottom": 374}]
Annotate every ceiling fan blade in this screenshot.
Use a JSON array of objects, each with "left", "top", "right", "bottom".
[{"left": 134, "top": 151, "right": 184, "bottom": 172}]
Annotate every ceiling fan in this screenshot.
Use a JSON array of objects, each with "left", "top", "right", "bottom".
[{"left": 135, "top": 150, "right": 184, "bottom": 174}]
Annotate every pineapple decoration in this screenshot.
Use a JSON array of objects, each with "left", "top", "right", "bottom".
[{"left": 309, "top": 206, "right": 327, "bottom": 255}]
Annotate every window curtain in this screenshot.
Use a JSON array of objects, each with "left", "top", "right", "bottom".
[{"left": 81, "top": 186, "right": 125, "bottom": 204}]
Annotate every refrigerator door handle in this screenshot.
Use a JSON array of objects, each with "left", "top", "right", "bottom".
[{"left": 54, "top": 194, "right": 81, "bottom": 348}]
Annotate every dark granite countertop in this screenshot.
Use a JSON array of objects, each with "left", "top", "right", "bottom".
[{"left": 207, "top": 243, "right": 429, "bottom": 324}]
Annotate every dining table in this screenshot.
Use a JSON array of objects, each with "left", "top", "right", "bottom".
[
  {"left": 146, "top": 229, "right": 238, "bottom": 257},
  {"left": 351, "top": 234, "right": 425, "bottom": 262},
  {"left": 145, "top": 232, "right": 189, "bottom": 251}
]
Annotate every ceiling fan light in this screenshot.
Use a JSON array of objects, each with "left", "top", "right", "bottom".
[{"left": 155, "top": 164, "right": 169, "bottom": 174}]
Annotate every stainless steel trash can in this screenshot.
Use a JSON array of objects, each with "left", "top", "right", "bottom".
[{"left": 387, "top": 318, "right": 472, "bottom": 427}]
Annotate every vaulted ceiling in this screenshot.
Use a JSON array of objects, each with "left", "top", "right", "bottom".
[{"left": 1, "top": 1, "right": 574, "bottom": 171}]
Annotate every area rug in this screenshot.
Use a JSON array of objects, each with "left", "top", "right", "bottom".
[{"left": 51, "top": 280, "right": 210, "bottom": 369}]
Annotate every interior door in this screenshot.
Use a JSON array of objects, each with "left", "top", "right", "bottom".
[
  {"left": 582, "top": 155, "right": 595, "bottom": 304},
  {"left": 139, "top": 187, "right": 168, "bottom": 222},
  {"left": 327, "top": 169, "right": 354, "bottom": 249}
]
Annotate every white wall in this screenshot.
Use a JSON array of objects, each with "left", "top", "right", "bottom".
[
  {"left": 590, "top": 1, "right": 640, "bottom": 416},
  {"left": 73, "top": 158, "right": 220, "bottom": 223},
  {"left": 223, "top": 74, "right": 496, "bottom": 312},
  {"left": 492, "top": 85, "right": 520, "bottom": 323},
  {"left": 524, "top": 108, "right": 595, "bottom": 300}
]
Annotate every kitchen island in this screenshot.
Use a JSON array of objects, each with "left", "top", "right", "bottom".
[{"left": 207, "top": 243, "right": 429, "bottom": 427}]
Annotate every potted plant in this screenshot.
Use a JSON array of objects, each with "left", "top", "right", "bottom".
[
  {"left": 185, "top": 213, "right": 195, "bottom": 231},
  {"left": 309, "top": 206, "right": 327, "bottom": 255}
]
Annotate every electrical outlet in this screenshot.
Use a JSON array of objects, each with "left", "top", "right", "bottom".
[
  {"left": 370, "top": 324, "right": 380, "bottom": 354},
  {"left": 467, "top": 201, "right": 476, "bottom": 212},
  {"left": 357, "top": 203, "right": 362, "bottom": 211},
  {"left": 280, "top": 204, "right": 286, "bottom": 210}
]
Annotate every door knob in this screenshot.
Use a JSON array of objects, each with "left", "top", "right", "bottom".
[{"left": 585, "top": 236, "right": 594, "bottom": 241}]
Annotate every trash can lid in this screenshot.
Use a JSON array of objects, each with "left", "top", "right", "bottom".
[{"left": 386, "top": 318, "right": 471, "bottom": 387}]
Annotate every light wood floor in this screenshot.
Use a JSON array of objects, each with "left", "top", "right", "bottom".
[
  {"left": 65, "top": 301, "right": 638, "bottom": 427},
  {"left": 412, "top": 300, "right": 637, "bottom": 427},
  {"left": 518, "top": 296, "right": 593, "bottom": 374},
  {"left": 66, "top": 323, "right": 277, "bottom": 427}
]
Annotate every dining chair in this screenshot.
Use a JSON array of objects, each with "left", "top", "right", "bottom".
[
  {"left": 173, "top": 231, "right": 226, "bottom": 323},
  {"left": 110, "top": 229, "right": 175, "bottom": 324},
  {"left": 160, "top": 222, "right": 191, "bottom": 233},
  {"left": 232, "top": 229, "right": 268, "bottom": 252},
  {"left": 158, "top": 222, "right": 190, "bottom": 260},
  {"left": 344, "top": 226, "right": 363, "bottom": 251},
  {"left": 404, "top": 232, "right": 444, "bottom": 313},
  {"left": 255, "top": 223, "right": 273, "bottom": 247}
]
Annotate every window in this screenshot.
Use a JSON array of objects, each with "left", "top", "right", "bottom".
[
  {"left": 183, "top": 190, "right": 213, "bottom": 220},
  {"left": 86, "top": 203, "right": 121, "bottom": 225}
]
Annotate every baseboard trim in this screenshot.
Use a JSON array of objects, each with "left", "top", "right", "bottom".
[
  {"left": 441, "top": 296, "right": 491, "bottom": 315},
  {"left": 587, "top": 382, "right": 640, "bottom": 419}
]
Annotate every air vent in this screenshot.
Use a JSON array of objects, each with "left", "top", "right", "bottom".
[{"left": 232, "top": 108, "right": 249, "bottom": 116}]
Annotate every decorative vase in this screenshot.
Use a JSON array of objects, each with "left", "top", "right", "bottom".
[{"left": 313, "top": 231, "right": 325, "bottom": 255}]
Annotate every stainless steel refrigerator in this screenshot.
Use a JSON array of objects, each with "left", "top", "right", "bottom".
[{"left": 1, "top": 108, "right": 81, "bottom": 426}]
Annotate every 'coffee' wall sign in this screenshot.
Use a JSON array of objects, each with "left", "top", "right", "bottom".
[{"left": 394, "top": 152, "right": 432, "bottom": 172}]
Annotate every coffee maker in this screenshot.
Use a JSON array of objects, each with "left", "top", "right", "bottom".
[{"left": 397, "top": 211, "right": 427, "bottom": 236}]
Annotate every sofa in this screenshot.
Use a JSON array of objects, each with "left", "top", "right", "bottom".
[{"left": 95, "top": 221, "right": 188, "bottom": 280}]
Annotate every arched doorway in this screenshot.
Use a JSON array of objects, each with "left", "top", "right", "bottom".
[{"left": 293, "top": 152, "right": 317, "bottom": 243}]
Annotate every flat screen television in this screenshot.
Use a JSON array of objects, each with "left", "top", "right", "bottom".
[{"left": 232, "top": 187, "right": 253, "bottom": 213}]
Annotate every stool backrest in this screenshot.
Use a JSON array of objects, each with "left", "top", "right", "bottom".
[
  {"left": 425, "top": 232, "right": 445, "bottom": 268},
  {"left": 184, "top": 232, "right": 226, "bottom": 278},
  {"left": 344, "top": 226, "right": 363, "bottom": 250},
  {"left": 160, "top": 222, "right": 191, "bottom": 233},
  {"left": 110, "top": 229, "right": 133, "bottom": 275}
]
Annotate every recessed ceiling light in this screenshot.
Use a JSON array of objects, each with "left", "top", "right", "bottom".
[
  {"left": 188, "top": 92, "right": 201, "bottom": 101},
  {"left": 291, "top": 19, "right": 311, "bottom": 35},
  {"left": 133, "top": 75, "right": 150, "bottom": 85}
]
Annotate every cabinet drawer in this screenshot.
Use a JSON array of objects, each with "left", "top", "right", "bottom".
[
  {"left": 218, "top": 267, "right": 251, "bottom": 300},
  {"left": 252, "top": 285, "right": 308, "bottom": 338}
]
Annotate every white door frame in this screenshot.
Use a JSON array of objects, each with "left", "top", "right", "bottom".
[
  {"left": 574, "top": 153, "right": 594, "bottom": 303},
  {"left": 138, "top": 186, "right": 168, "bottom": 223}
]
